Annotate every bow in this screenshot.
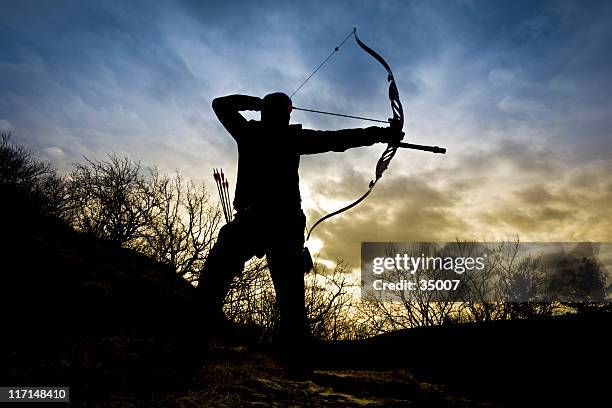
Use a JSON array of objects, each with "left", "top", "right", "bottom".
[{"left": 291, "top": 28, "right": 445, "bottom": 240}]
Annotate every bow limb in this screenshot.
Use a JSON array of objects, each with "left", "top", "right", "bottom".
[
  {"left": 354, "top": 29, "right": 404, "bottom": 130},
  {"left": 353, "top": 29, "right": 404, "bottom": 186}
]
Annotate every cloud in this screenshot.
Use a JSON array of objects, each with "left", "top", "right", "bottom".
[
  {"left": 1, "top": 0, "right": 611, "bottom": 269},
  {"left": 0, "top": 119, "right": 11, "bottom": 131},
  {"left": 488, "top": 68, "right": 518, "bottom": 85},
  {"left": 40, "top": 146, "right": 64, "bottom": 157},
  {"left": 306, "top": 137, "right": 612, "bottom": 269}
]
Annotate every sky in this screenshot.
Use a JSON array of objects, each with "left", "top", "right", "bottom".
[{"left": 1, "top": 0, "right": 611, "bottom": 270}]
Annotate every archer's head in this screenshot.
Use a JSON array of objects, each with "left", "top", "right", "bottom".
[{"left": 262, "top": 92, "right": 292, "bottom": 126}]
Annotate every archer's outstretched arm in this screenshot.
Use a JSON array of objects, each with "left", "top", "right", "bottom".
[
  {"left": 296, "top": 126, "right": 402, "bottom": 155},
  {"left": 212, "top": 95, "right": 262, "bottom": 142}
]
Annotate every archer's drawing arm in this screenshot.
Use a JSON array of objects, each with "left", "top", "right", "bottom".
[{"left": 212, "top": 95, "right": 262, "bottom": 142}]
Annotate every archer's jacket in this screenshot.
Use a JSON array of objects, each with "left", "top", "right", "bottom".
[{"left": 212, "top": 94, "right": 389, "bottom": 215}]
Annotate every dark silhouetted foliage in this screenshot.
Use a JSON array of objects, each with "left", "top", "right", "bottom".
[{"left": 0, "top": 132, "right": 67, "bottom": 220}]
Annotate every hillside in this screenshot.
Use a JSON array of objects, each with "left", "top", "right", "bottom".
[
  {"left": 1, "top": 181, "right": 609, "bottom": 407},
  {"left": 0, "top": 181, "right": 495, "bottom": 407}
]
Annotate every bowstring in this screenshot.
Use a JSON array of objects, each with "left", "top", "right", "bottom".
[{"left": 290, "top": 28, "right": 356, "bottom": 98}]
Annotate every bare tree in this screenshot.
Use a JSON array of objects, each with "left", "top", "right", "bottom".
[
  {"left": 135, "top": 169, "right": 221, "bottom": 282},
  {"left": 222, "top": 257, "right": 361, "bottom": 342},
  {"left": 224, "top": 257, "right": 278, "bottom": 339},
  {"left": 67, "top": 154, "right": 221, "bottom": 281},
  {"left": 305, "top": 260, "right": 359, "bottom": 341},
  {"left": 357, "top": 241, "right": 565, "bottom": 333},
  {"left": 358, "top": 243, "right": 462, "bottom": 331},
  {"left": 67, "top": 154, "right": 152, "bottom": 245},
  {"left": 1, "top": 132, "right": 68, "bottom": 219}
]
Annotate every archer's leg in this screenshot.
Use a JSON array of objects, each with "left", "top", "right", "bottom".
[
  {"left": 266, "top": 212, "right": 310, "bottom": 375},
  {"left": 196, "top": 218, "right": 251, "bottom": 325}
]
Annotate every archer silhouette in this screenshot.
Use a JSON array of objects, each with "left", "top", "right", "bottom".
[{"left": 197, "top": 92, "right": 403, "bottom": 375}]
